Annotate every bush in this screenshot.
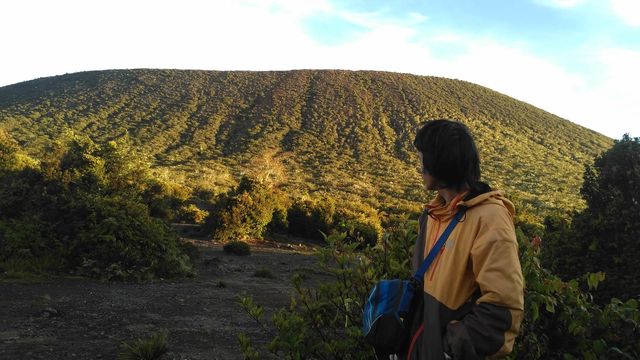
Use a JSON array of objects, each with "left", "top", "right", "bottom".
[
  {"left": 266, "top": 206, "right": 289, "bottom": 234},
  {"left": 0, "top": 129, "right": 38, "bottom": 173},
  {"left": 512, "top": 227, "right": 640, "bottom": 359},
  {"left": 286, "top": 197, "right": 336, "bottom": 240},
  {"left": 238, "top": 220, "right": 640, "bottom": 359},
  {"left": 71, "top": 196, "right": 194, "bottom": 280},
  {"left": 117, "top": 331, "right": 168, "bottom": 360},
  {"left": 223, "top": 241, "right": 251, "bottom": 256},
  {"left": 544, "top": 135, "right": 640, "bottom": 302},
  {"left": 204, "top": 176, "right": 286, "bottom": 242},
  {"left": 0, "top": 133, "right": 194, "bottom": 280},
  {"left": 143, "top": 179, "right": 193, "bottom": 222},
  {"left": 337, "top": 218, "right": 381, "bottom": 248},
  {"left": 177, "top": 203, "right": 209, "bottom": 224},
  {"left": 253, "top": 268, "right": 275, "bottom": 279},
  {"left": 238, "top": 222, "right": 416, "bottom": 359}
]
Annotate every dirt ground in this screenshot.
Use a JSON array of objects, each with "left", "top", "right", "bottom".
[{"left": 0, "top": 238, "right": 328, "bottom": 360}]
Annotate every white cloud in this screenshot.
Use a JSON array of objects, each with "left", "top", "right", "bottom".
[
  {"left": 420, "top": 36, "right": 639, "bottom": 138},
  {"left": 580, "top": 48, "right": 640, "bottom": 137},
  {"left": 299, "top": 14, "right": 639, "bottom": 138},
  {"left": 610, "top": 0, "right": 640, "bottom": 26},
  {"left": 0, "top": 0, "right": 330, "bottom": 82},
  {"left": 0, "top": 0, "right": 637, "bottom": 138}
]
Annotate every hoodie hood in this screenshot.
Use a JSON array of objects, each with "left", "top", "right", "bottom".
[
  {"left": 426, "top": 190, "right": 515, "bottom": 221},
  {"left": 460, "top": 190, "right": 515, "bottom": 216}
]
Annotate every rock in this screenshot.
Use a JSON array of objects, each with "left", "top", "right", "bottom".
[{"left": 40, "top": 307, "right": 61, "bottom": 318}]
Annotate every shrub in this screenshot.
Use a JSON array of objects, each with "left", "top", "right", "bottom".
[
  {"left": 205, "top": 176, "right": 286, "bottom": 242},
  {"left": 286, "top": 197, "right": 336, "bottom": 240},
  {"left": 253, "top": 268, "right": 275, "bottom": 279},
  {"left": 0, "top": 133, "right": 194, "bottom": 280},
  {"left": 337, "top": 218, "right": 381, "bottom": 248},
  {"left": 512, "top": 227, "right": 640, "bottom": 359},
  {"left": 238, "top": 222, "right": 416, "bottom": 359},
  {"left": 177, "top": 203, "right": 209, "bottom": 224},
  {"left": 0, "top": 129, "right": 38, "bottom": 173},
  {"left": 238, "top": 220, "right": 640, "bottom": 359},
  {"left": 143, "top": 179, "right": 193, "bottom": 222},
  {"left": 266, "top": 206, "right": 289, "bottom": 234},
  {"left": 117, "top": 331, "right": 168, "bottom": 360},
  {"left": 68, "top": 196, "right": 194, "bottom": 280},
  {"left": 223, "top": 241, "right": 251, "bottom": 256},
  {"left": 544, "top": 134, "right": 640, "bottom": 302}
]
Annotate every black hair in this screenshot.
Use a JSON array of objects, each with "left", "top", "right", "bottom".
[{"left": 413, "top": 119, "right": 491, "bottom": 199}]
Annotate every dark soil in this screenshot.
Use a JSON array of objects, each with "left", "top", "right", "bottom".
[{"left": 0, "top": 239, "right": 327, "bottom": 360}]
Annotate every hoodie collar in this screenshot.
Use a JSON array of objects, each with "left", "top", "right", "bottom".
[
  {"left": 426, "top": 192, "right": 468, "bottom": 221},
  {"left": 426, "top": 190, "right": 515, "bottom": 221}
]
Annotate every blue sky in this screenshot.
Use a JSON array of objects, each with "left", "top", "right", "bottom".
[{"left": 1, "top": 0, "right": 639, "bottom": 138}]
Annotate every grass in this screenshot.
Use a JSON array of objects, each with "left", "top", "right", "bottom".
[
  {"left": 117, "top": 331, "right": 168, "bottom": 360},
  {"left": 253, "top": 268, "right": 275, "bottom": 279}
]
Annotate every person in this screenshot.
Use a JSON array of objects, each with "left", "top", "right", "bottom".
[{"left": 405, "top": 119, "right": 524, "bottom": 359}]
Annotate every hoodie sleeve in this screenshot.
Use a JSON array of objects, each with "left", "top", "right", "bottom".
[{"left": 443, "top": 207, "right": 524, "bottom": 359}]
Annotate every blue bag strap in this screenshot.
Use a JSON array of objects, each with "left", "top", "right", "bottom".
[
  {"left": 412, "top": 207, "right": 466, "bottom": 283},
  {"left": 398, "top": 207, "right": 466, "bottom": 316}
]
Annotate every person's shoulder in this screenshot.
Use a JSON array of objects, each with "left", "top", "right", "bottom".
[
  {"left": 464, "top": 201, "right": 514, "bottom": 230},
  {"left": 462, "top": 190, "right": 515, "bottom": 220}
]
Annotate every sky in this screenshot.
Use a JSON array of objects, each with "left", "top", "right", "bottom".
[{"left": 1, "top": 0, "right": 639, "bottom": 138}]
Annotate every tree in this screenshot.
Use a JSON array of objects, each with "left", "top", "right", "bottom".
[
  {"left": 0, "top": 133, "right": 194, "bottom": 280},
  {"left": 0, "top": 129, "right": 20, "bottom": 171},
  {"left": 546, "top": 134, "right": 640, "bottom": 301},
  {"left": 0, "top": 129, "right": 37, "bottom": 173},
  {"left": 204, "top": 176, "right": 287, "bottom": 242}
]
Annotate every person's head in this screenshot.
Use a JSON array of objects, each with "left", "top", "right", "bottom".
[{"left": 413, "top": 119, "right": 481, "bottom": 192}]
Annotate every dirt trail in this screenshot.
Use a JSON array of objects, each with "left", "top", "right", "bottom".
[{"left": 0, "top": 241, "right": 325, "bottom": 360}]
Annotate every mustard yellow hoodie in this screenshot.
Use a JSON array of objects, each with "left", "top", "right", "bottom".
[{"left": 407, "top": 190, "right": 524, "bottom": 360}]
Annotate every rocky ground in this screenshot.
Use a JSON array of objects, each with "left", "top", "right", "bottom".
[{"left": 0, "top": 239, "right": 328, "bottom": 360}]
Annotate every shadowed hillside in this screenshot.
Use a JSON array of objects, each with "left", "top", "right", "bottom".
[{"left": 0, "top": 69, "right": 613, "bottom": 219}]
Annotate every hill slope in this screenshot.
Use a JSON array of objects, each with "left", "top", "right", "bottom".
[{"left": 0, "top": 69, "right": 613, "bottom": 218}]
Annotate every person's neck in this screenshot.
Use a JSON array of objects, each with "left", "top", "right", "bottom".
[{"left": 438, "top": 186, "right": 469, "bottom": 205}]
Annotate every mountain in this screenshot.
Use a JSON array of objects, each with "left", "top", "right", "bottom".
[{"left": 0, "top": 69, "right": 613, "bottom": 220}]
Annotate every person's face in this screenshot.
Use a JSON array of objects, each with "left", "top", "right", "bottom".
[{"left": 418, "top": 152, "right": 437, "bottom": 191}]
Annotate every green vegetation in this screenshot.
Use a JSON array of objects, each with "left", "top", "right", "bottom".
[
  {"left": 177, "top": 203, "right": 209, "bottom": 224},
  {"left": 0, "top": 69, "right": 613, "bottom": 225},
  {"left": 204, "top": 176, "right": 287, "bottom": 242},
  {"left": 117, "top": 331, "right": 168, "bottom": 360},
  {"left": 201, "top": 175, "right": 384, "bottom": 252},
  {"left": 543, "top": 134, "right": 640, "bottom": 302},
  {"left": 0, "top": 130, "right": 193, "bottom": 280},
  {"left": 285, "top": 197, "right": 336, "bottom": 241},
  {"left": 232, "top": 134, "right": 640, "bottom": 359},
  {"left": 1, "top": 69, "right": 634, "bottom": 357},
  {"left": 253, "top": 268, "right": 276, "bottom": 279},
  {"left": 239, "top": 223, "right": 639, "bottom": 359}
]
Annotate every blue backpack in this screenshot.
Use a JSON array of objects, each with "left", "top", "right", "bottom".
[{"left": 362, "top": 209, "right": 466, "bottom": 355}]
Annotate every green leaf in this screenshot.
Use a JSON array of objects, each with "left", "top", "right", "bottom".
[{"left": 592, "top": 339, "right": 606, "bottom": 354}]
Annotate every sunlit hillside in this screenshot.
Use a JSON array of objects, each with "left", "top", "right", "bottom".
[{"left": 0, "top": 69, "right": 613, "bottom": 220}]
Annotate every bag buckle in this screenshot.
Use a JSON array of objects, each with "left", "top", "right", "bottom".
[{"left": 408, "top": 276, "right": 422, "bottom": 290}]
